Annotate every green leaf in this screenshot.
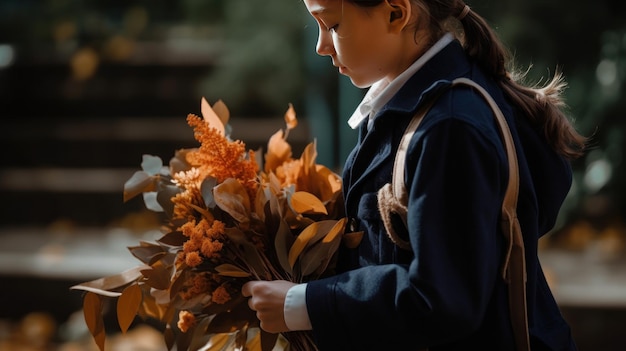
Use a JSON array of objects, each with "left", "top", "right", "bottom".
[
  {"left": 117, "top": 283, "right": 143, "bottom": 333},
  {"left": 83, "top": 292, "right": 106, "bottom": 351}
]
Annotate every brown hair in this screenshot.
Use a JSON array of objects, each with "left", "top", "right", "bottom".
[{"left": 351, "top": 0, "right": 587, "bottom": 159}]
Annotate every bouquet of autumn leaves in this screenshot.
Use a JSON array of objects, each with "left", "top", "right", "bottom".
[{"left": 71, "top": 99, "right": 361, "bottom": 351}]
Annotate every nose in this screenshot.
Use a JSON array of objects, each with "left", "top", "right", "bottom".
[{"left": 316, "top": 30, "right": 334, "bottom": 57}]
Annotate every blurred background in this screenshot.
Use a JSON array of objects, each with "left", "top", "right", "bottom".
[{"left": 1, "top": 0, "right": 625, "bottom": 350}]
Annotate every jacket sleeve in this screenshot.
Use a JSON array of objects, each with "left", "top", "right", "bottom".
[{"left": 305, "top": 108, "right": 509, "bottom": 350}]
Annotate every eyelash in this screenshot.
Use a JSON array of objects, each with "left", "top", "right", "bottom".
[{"left": 327, "top": 24, "right": 338, "bottom": 33}]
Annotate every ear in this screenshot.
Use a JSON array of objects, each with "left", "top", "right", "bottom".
[{"left": 384, "top": 0, "right": 412, "bottom": 33}]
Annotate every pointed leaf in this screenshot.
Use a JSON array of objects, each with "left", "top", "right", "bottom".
[
  {"left": 200, "top": 98, "right": 225, "bottom": 135},
  {"left": 290, "top": 191, "right": 328, "bottom": 215},
  {"left": 299, "top": 218, "right": 347, "bottom": 276},
  {"left": 284, "top": 103, "right": 298, "bottom": 130},
  {"left": 123, "top": 171, "right": 158, "bottom": 202},
  {"left": 170, "top": 148, "right": 193, "bottom": 174},
  {"left": 213, "top": 178, "right": 251, "bottom": 223},
  {"left": 264, "top": 130, "right": 291, "bottom": 173},
  {"left": 225, "top": 228, "right": 268, "bottom": 279},
  {"left": 215, "top": 263, "right": 251, "bottom": 278},
  {"left": 141, "top": 264, "right": 172, "bottom": 290},
  {"left": 343, "top": 231, "right": 364, "bottom": 249},
  {"left": 156, "top": 183, "right": 181, "bottom": 216},
  {"left": 274, "top": 219, "right": 295, "bottom": 275},
  {"left": 128, "top": 242, "right": 166, "bottom": 265},
  {"left": 141, "top": 154, "right": 164, "bottom": 175},
  {"left": 288, "top": 222, "right": 319, "bottom": 269},
  {"left": 142, "top": 192, "right": 164, "bottom": 212},
  {"left": 117, "top": 283, "right": 142, "bottom": 333},
  {"left": 70, "top": 266, "right": 146, "bottom": 296},
  {"left": 212, "top": 99, "right": 230, "bottom": 127},
  {"left": 83, "top": 292, "right": 106, "bottom": 351}
]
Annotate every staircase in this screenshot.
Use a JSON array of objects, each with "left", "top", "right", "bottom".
[{"left": 0, "top": 53, "right": 311, "bottom": 326}]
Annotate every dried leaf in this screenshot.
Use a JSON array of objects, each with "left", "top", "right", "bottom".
[
  {"left": 288, "top": 222, "right": 319, "bottom": 269},
  {"left": 215, "top": 263, "right": 251, "bottom": 278},
  {"left": 235, "top": 325, "right": 249, "bottom": 351},
  {"left": 264, "top": 130, "right": 292, "bottom": 173},
  {"left": 141, "top": 264, "right": 172, "bottom": 290},
  {"left": 170, "top": 148, "right": 193, "bottom": 174},
  {"left": 274, "top": 219, "right": 295, "bottom": 275},
  {"left": 299, "top": 218, "right": 347, "bottom": 276},
  {"left": 164, "top": 325, "right": 176, "bottom": 351},
  {"left": 155, "top": 183, "right": 181, "bottom": 216},
  {"left": 343, "top": 231, "right": 364, "bottom": 249},
  {"left": 187, "top": 318, "right": 212, "bottom": 351},
  {"left": 290, "top": 191, "right": 328, "bottom": 215},
  {"left": 157, "top": 230, "right": 187, "bottom": 247},
  {"left": 196, "top": 333, "right": 234, "bottom": 351},
  {"left": 284, "top": 103, "right": 297, "bottom": 130},
  {"left": 213, "top": 178, "right": 251, "bottom": 223},
  {"left": 225, "top": 228, "right": 268, "bottom": 279},
  {"left": 212, "top": 99, "right": 230, "bottom": 127},
  {"left": 142, "top": 192, "right": 164, "bottom": 212},
  {"left": 200, "top": 98, "right": 226, "bottom": 135},
  {"left": 70, "top": 266, "right": 146, "bottom": 297},
  {"left": 128, "top": 242, "right": 167, "bottom": 265},
  {"left": 117, "top": 283, "right": 142, "bottom": 333},
  {"left": 140, "top": 154, "right": 164, "bottom": 175},
  {"left": 312, "top": 164, "right": 342, "bottom": 202},
  {"left": 138, "top": 290, "right": 166, "bottom": 321},
  {"left": 123, "top": 171, "right": 157, "bottom": 202},
  {"left": 83, "top": 292, "right": 106, "bottom": 351}
]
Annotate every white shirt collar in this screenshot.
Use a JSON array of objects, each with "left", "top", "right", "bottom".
[{"left": 347, "top": 33, "right": 455, "bottom": 129}]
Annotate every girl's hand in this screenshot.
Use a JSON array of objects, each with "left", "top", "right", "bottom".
[{"left": 242, "top": 280, "right": 296, "bottom": 333}]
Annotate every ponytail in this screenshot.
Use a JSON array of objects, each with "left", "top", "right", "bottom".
[
  {"left": 350, "top": 0, "right": 588, "bottom": 159},
  {"left": 456, "top": 4, "right": 587, "bottom": 159}
]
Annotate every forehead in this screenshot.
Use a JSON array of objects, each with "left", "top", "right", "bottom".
[{"left": 304, "top": 0, "right": 342, "bottom": 14}]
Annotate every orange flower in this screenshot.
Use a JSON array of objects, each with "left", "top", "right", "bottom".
[
  {"left": 177, "top": 311, "right": 196, "bottom": 333},
  {"left": 184, "top": 251, "right": 202, "bottom": 268},
  {"left": 211, "top": 284, "right": 231, "bottom": 305},
  {"left": 185, "top": 114, "right": 259, "bottom": 202}
]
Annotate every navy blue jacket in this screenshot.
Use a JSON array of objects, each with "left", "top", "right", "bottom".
[{"left": 305, "top": 40, "right": 577, "bottom": 350}]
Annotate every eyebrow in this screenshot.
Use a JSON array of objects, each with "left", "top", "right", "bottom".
[{"left": 308, "top": 6, "right": 328, "bottom": 15}]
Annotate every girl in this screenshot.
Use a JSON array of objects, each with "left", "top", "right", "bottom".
[{"left": 243, "top": 0, "right": 587, "bottom": 350}]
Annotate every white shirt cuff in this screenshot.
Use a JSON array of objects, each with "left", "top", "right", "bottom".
[{"left": 283, "top": 283, "right": 312, "bottom": 331}]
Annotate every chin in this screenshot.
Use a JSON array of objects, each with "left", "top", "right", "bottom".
[{"left": 348, "top": 76, "right": 374, "bottom": 89}]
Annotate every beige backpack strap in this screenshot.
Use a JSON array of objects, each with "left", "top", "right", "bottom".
[
  {"left": 377, "top": 97, "right": 438, "bottom": 251},
  {"left": 377, "top": 77, "right": 530, "bottom": 351}
]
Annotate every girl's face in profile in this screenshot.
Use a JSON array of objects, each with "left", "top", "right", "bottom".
[{"left": 304, "top": 0, "right": 406, "bottom": 88}]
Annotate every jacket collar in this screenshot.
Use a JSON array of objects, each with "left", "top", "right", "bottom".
[{"left": 347, "top": 33, "right": 455, "bottom": 130}]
